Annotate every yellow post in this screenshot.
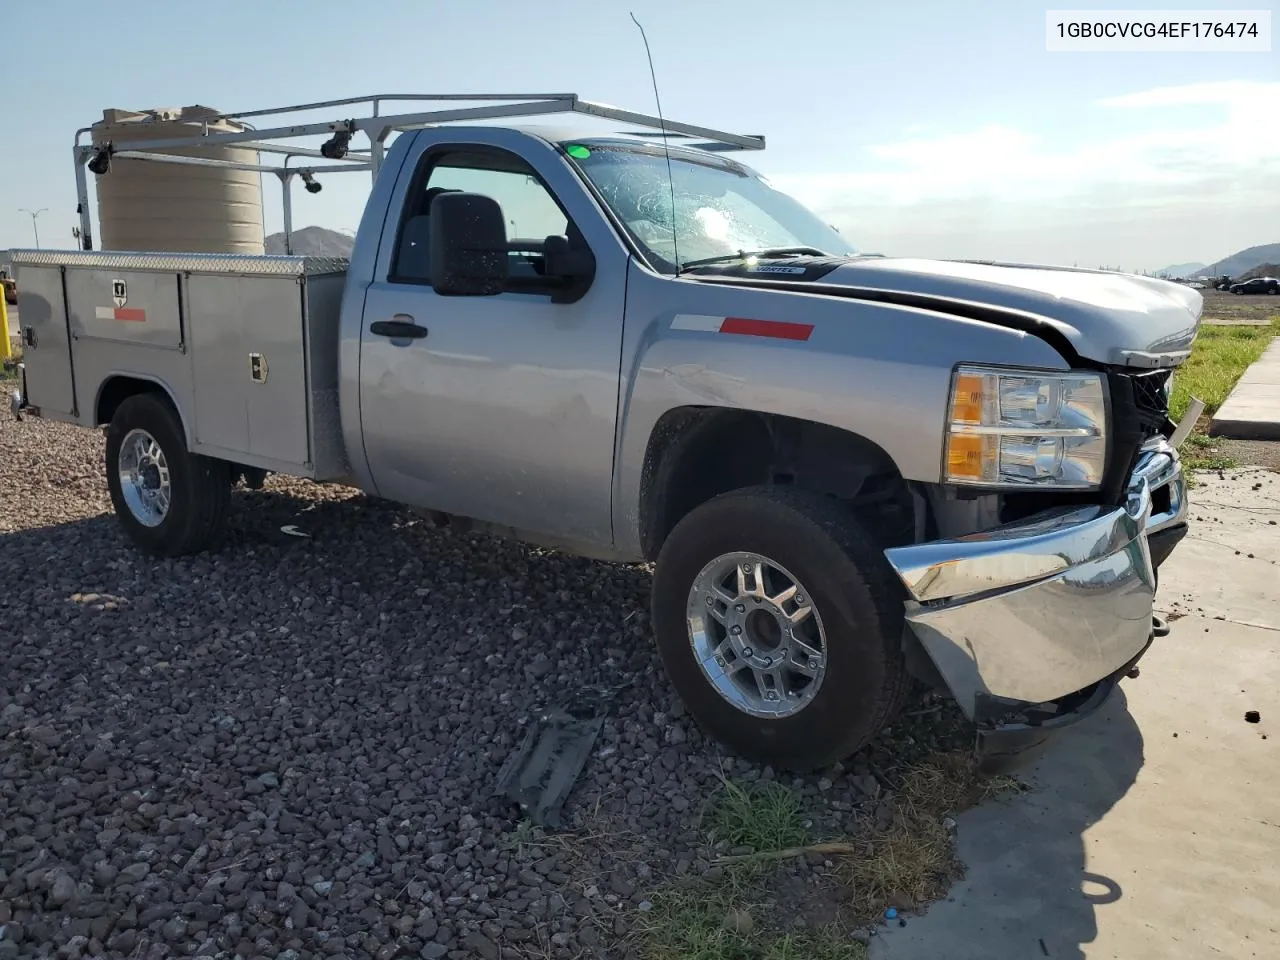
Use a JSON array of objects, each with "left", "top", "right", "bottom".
[{"left": 0, "top": 291, "right": 11, "bottom": 362}]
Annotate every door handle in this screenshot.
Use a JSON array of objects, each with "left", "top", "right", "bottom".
[{"left": 370, "top": 316, "right": 428, "bottom": 340}]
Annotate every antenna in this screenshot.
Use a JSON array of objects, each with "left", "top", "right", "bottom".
[{"left": 629, "top": 12, "right": 681, "bottom": 275}]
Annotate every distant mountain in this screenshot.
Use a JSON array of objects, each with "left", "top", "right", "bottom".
[
  {"left": 1238, "top": 263, "right": 1280, "bottom": 281},
  {"left": 1154, "top": 261, "right": 1206, "bottom": 278},
  {"left": 1192, "top": 243, "right": 1280, "bottom": 278},
  {"left": 265, "top": 226, "right": 354, "bottom": 258}
]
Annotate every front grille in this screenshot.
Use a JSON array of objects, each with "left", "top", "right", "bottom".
[
  {"left": 1100, "top": 369, "right": 1174, "bottom": 506},
  {"left": 1127, "top": 369, "right": 1173, "bottom": 427}
]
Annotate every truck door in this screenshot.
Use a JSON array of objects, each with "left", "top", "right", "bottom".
[
  {"left": 357, "top": 130, "right": 630, "bottom": 547},
  {"left": 11, "top": 261, "right": 77, "bottom": 418}
]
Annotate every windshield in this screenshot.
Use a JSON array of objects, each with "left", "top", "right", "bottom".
[{"left": 561, "top": 140, "right": 857, "bottom": 273}]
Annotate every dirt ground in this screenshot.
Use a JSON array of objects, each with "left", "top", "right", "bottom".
[{"left": 1199, "top": 289, "right": 1280, "bottom": 326}]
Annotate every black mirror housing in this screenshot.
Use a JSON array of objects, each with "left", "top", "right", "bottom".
[{"left": 428, "top": 192, "right": 509, "bottom": 296}]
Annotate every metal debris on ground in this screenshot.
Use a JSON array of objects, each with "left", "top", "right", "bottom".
[
  {"left": 280, "top": 524, "right": 311, "bottom": 538},
  {"left": 496, "top": 707, "right": 605, "bottom": 828}
]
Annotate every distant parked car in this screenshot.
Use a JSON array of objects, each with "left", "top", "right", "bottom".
[{"left": 1228, "top": 277, "right": 1279, "bottom": 295}]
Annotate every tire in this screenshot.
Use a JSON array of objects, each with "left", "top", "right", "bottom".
[
  {"left": 651, "top": 485, "right": 911, "bottom": 772},
  {"left": 105, "top": 393, "right": 231, "bottom": 557}
]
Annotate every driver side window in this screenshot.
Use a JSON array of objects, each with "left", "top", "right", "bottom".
[{"left": 390, "top": 150, "right": 572, "bottom": 285}]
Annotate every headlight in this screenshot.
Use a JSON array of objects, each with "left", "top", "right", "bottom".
[{"left": 944, "top": 365, "right": 1107, "bottom": 489}]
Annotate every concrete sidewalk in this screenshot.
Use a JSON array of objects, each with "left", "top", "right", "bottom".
[
  {"left": 871, "top": 468, "right": 1280, "bottom": 960},
  {"left": 1212, "top": 338, "right": 1280, "bottom": 441}
]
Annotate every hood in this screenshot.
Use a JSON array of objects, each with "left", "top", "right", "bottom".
[{"left": 690, "top": 256, "right": 1203, "bottom": 369}]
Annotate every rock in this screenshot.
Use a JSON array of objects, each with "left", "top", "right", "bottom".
[
  {"left": 108, "top": 930, "right": 138, "bottom": 953},
  {"left": 463, "top": 932, "right": 498, "bottom": 959},
  {"left": 420, "top": 945, "right": 448, "bottom": 960},
  {"left": 139, "top": 903, "right": 176, "bottom": 927},
  {"left": 722, "top": 908, "right": 754, "bottom": 934},
  {"left": 118, "top": 863, "right": 150, "bottom": 884},
  {"left": 609, "top": 873, "right": 635, "bottom": 897},
  {"left": 525, "top": 656, "right": 552, "bottom": 679},
  {"left": 852, "top": 774, "right": 882, "bottom": 799},
  {"left": 49, "top": 871, "right": 78, "bottom": 906}
]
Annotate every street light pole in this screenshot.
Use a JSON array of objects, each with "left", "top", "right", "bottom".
[{"left": 18, "top": 208, "right": 48, "bottom": 249}]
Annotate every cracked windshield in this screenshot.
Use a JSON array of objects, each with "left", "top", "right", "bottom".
[{"left": 563, "top": 141, "right": 858, "bottom": 271}]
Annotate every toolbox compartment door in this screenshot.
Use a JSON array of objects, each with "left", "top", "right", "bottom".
[
  {"left": 12, "top": 264, "right": 77, "bottom": 417},
  {"left": 187, "top": 273, "right": 311, "bottom": 467}
]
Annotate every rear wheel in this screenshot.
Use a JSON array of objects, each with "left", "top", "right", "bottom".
[
  {"left": 651, "top": 485, "right": 911, "bottom": 772},
  {"left": 105, "top": 393, "right": 231, "bottom": 557}
]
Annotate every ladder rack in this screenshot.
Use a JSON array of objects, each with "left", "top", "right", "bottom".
[{"left": 72, "top": 93, "right": 767, "bottom": 252}]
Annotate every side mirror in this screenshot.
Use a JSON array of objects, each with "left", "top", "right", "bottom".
[
  {"left": 541, "top": 234, "right": 595, "bottom": 304},
  {"left": 428, "top": 192, "right": 509, "bottom": 296},
  {"left": 543, "top": 235, "right": 594, "bottom": 280}
]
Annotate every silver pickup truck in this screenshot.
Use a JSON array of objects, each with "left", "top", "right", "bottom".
[{"left": 9, "top": 94, "right": 1200, "bottom": 771}]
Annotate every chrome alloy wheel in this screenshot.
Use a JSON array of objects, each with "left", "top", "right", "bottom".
[
  {"left": 117, "top": 428, "right": 172, "bottom": 528},
  {"left": 686, "top": 552, "right": 828, "bottom": 718}
]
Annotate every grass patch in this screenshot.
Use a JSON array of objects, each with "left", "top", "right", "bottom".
[
  {"left": 841, "top": 753, "right": 1020, "bottom": 920},
  {"left": 1, "top": 337, "right": 21, "bottom": 385},
  {"left": 636, "top": 753, "right": 1022, "bottom": 960},
  {"left": 704, "top": 776, "right": 809, "bottom": 855},
  {"left": 1171, "top": 319, "right": 1279, "bottom": 423},
  {"left": 1171, "top": 318, "right": 1278, "bottom": 476},
  {"left": 639, "top": 886, "right": 866, "bottom": 960}
]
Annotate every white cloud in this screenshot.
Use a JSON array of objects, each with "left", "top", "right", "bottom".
[
  {"left": 770, "top": 80, "right": 1279, "bottom": 268},
  {"left": 1097, "top": 79, "right": 1271, "bottom": 109}
]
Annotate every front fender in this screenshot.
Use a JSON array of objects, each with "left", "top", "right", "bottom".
[{"left": 611, "top": 261, "right": 1072, "bottom": 558}]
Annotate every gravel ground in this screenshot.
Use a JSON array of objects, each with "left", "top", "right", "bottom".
[{"left": 0, "top": 412, "right": 966, "bottom": 960}]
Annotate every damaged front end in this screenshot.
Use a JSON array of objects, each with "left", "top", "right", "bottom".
[{"left": 884, "top": 435, "right": 1188, "bottom": 766}]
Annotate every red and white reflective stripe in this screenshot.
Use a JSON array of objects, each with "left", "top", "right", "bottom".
[
  {"left": 95, "top": 306, "right": 146, "bottom": 322},
  {"left": 671, "top": 313, "right": 813, "bottom": 342}
]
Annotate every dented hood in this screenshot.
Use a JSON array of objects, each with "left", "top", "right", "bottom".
[{"left": 704, "top": 257, "right": 1204, "bottom": 369}]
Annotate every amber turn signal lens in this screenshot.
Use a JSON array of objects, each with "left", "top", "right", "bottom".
[
  {"left": 946, "top": 433, "right": 989, "bottom": 480},
  {"left": 949, "top": 373, "right": 985, "bottom": 425}
]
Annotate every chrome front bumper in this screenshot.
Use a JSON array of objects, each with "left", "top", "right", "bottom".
[{"left": 884, "top": 436, "right": 1187, "bottom": 721}]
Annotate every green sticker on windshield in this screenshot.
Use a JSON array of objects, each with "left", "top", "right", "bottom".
[{"left": 566, "top": 144, "right": 591, "bottom": 159}]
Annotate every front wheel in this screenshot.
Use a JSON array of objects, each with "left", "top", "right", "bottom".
[
  {"left": 105, "top": 393, "right": 231, "bottom": 557},
  {"left": 651, "top": 485, "right": 910, "bottom": 772}
]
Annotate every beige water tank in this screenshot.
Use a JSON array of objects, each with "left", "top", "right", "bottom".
[{"left": 91, "top": 105, "right": 265, "bottom": 255}]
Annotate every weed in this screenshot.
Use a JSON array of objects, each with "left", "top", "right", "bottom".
[
  {"left": 841, "top": 752, "right": 1021, "bottom": 921},
  {"left": 704, "top": 776, "right": 808, "bottom": 855},
  {"left": 637, "top": 884, "right": 866, "bottom": 960},
  {"left": 636, "top": 752, "right": 1022, "bottom": 959}
]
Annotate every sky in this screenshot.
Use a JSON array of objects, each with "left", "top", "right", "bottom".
[{"left": 1, "top": 0, "right": 1275, "bottom": 272}]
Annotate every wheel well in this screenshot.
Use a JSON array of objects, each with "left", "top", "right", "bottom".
[
  {"left": 96, "top": 377, "right": 177, "bottom": 428},
  {"left": 639, "top": 407, "right": 918, "bottom": 560}
]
